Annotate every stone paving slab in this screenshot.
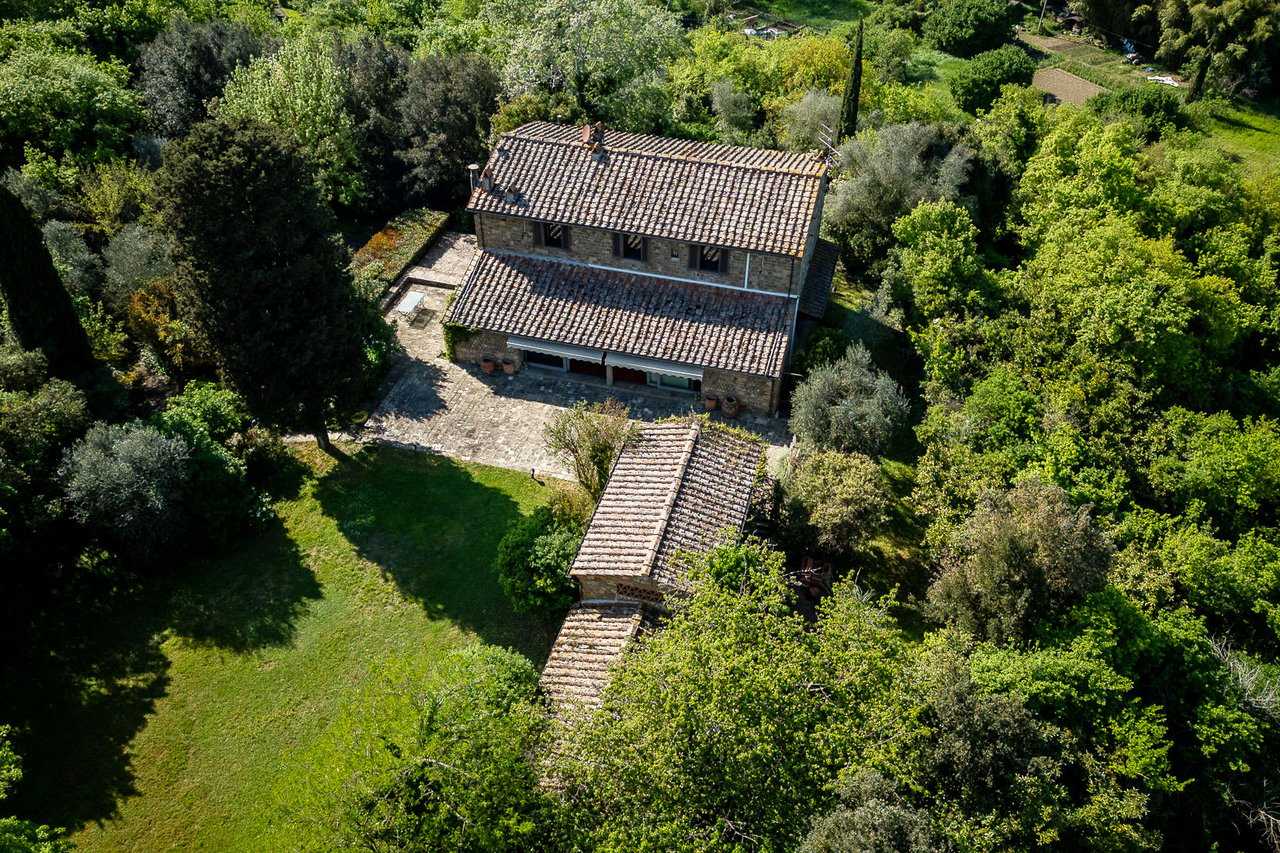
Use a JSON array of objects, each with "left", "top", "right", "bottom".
[
  {"left": 399, "top": 231, "right": 477, "bottom": 289},
  {"left": 360, "top": 285, "right": 792, "bottom": 480}
]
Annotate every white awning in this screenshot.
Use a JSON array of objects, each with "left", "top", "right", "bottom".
[
  {"left": 509, "top": 336, "right": 604, "bottom": 363},
  {"left": 605, "top": 352, "right": 703, "bottom": 380}
]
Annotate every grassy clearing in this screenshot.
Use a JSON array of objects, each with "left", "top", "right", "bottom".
[
  {"left": 13, "top": 444, "right": 553, "bottom": 853},
  {"left": 1199, "top": 99, "right": 1280, "bottom": 176}
]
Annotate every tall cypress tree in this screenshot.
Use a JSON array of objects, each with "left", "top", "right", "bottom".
[
  {"left": 0, "top": 185, "right": 97, "bottom": 381},
  {"left": 838, "top": 21, "right": 865, "bottom": 142},
  {"left": 155, "top": 117, "right": 374, "bottom": 449}
]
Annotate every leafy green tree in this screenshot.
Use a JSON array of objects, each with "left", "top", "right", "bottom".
[
  {"left": 800, "top": 770, "right": 936, "bottom": 853},
  {"left": 555, "top": 564, "right": 912, "bottom": 852},
  {"left": 927, "top": 477, "right": 1114, "bottom": 644},
  {"left": 786, "top": 449, "right": 889, "bottom": 554},
  {"left": 336, "top": 35, "right": 409, "bottom": 209},
  {"left": 784, "top": 90, "right": 842, "bottom": 150},
  {"left": 0, "top": 726, "right": 71, "bottom": 853},
  {"left": 102, "top": 223, "right": 172, "bottom": 314},
  {"left": 870, "top": 27, "right": 917, "bottom": 83},
  {"left": 889, "top": 199, "right": 988, "bottom": 324},
  {"left": 0, "top": 184, "right": 97, "bottom": 382},
  {"left": 217, "top": 31, "right": 364, "bottom": 206},
  {"left": 138, "top": 15, "right": 263, "bottom": 138},
  {"left": 790, "top": 344, "right": 908, "bottom": 454},
  {"left": 59, "top": 421, "right": 191, "bottom": 564},
  {"left": 0, "top": 46, "right": 142, "bottom": 170},
  {"left": 396, "top": 52, "right": 498, "bottom": 205},
  {"left": 948, "top": 44, "right": 1035, "bottom": 114},
  {"left": 825, "top": 122, "right": 974, "bottom": 268},
  {"left": 317, "top": 646, "right": 561, "bottom": 852},
  {"left": 543, "top": 399, "right": 637, "bottom": 502},
  {"left": 155, "top": 117, "right": 375, "bottom": 448},
  {"left": 1156, "top": 0, "right": 1280, "bottom": 100},
  {"left": 495, "top": 0, "right": 684, "bottom": 115},
  {"left": 837, "top": 22, "right": 864, "bottom": 141},
  {"left": 921, "top": 0, "right": 1015, "bottom": 58}
]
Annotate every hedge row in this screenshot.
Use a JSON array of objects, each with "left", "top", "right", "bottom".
[{"left": 351, "top": 208, "right": 449, "bottom": 298}]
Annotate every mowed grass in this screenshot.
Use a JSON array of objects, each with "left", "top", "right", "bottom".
[
  {"left": 1200, "top": 99, "right": 1280, "bottom": 176},
  {"left": 21, "top": 444, "right": 554, "bottom": 853}
]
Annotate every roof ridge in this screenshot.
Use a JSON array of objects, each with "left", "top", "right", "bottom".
[
  {"left": 642, "top": 420, "right": 702, "bottom": 579},
  {"left": 501, "top": 126, "right": 825, "bottom": 178}
]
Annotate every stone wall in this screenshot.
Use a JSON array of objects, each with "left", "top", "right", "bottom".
[
  {"left": 703, "top": 369, "right": 780, "bottom": 415},
  {"left": 453, "top": 330, "right": 521, "bottom": 366},
  {"left": 576, "top": 573, "right": 666, "bottom": 604},
  {"left": 474, "top": 213, "right": 800, "bottom": 295}
]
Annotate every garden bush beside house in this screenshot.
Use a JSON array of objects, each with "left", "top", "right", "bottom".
[{"left": 351, "top": 207, "right": 448, "bottom": 300}]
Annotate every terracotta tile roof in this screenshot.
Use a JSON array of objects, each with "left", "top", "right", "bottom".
[
  {"left": 539, "top": 602, "right": 651, "bottom": 709},
  {"left": 572, "top": 420, "right": 763, "bottom": 589},
  {"left": 469, "top": 121, "right": 826, "bottom": 258},
  {"left": 800, "top": 238, "right": 838, "bottom": 321},
  {"left": 444, "top": 251, "right": 791, "bottom": 378}
]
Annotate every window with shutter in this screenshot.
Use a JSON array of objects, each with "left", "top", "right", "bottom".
[{"left": 693, "top": 245, "right": 727, "bottom": 273}]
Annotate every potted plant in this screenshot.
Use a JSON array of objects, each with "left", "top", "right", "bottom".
[
  {"left": 481, "top": 355, "right": 496, "bottom": 374},
  {"left": 703, "top": 394, "right": 719, "bottom": 411},
  {"left": 501, "top": 357, "right": 517, "bottom": 375},
  {"left": 722, "top": 395, "right": 740, "bottom": 418}
]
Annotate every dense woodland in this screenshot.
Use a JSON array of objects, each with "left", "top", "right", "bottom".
[{"left": 1, "top": 0, "right": 1279, "bottom": 848}]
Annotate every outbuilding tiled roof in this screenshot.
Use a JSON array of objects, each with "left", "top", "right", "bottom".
[
  {"left": 571, "top": 420, "right": 763, "bottom": 590},
  {"left": 800, "top": 238, "right": 839, "bottom": 321},
  {"left": 539, "top": 602, "right": 652, "bottom": 709},
  {"left": 469, "top": 122, "right": 826, "bottom": 258},
  {"left": 444, "top": 251, "right": 791, "bottom": 378}
]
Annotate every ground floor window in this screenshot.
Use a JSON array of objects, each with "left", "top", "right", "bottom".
[
  {"left": 524, "top": 350, "right": 566, "bottom": 370},
  {"left": 649, "top": 373, "right": 702, "bottom": 393}
]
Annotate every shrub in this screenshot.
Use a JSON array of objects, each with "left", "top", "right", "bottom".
[
  {"left": 949, "top": 44, "right": 1035, "bottom": 114},
  {"left": 351, "top": 207, "right": 449, "bottom": 299},
  {"left": 495, "top": 496, "right": 587, "bottom": 617},
  {"left": 786, "top": 449, "right": 889, "bottom": 553},
  {"left": 60, "top": 421, "right": 191, "bottom": 564},
  {"left": 921, "top": 0, "right": 1015, "bottom": 58},
  {"left": 792, "top": 326, "right": 850, "bottom": 376},
  {"left": 1088, "top": 85, "right": 1190, "bottom": 142},
  {"left": 790, "top": 344, "right": 908, "bottom": 454},
  {"left": 544, "top": 399, "right": 638, "bottom": 502}
]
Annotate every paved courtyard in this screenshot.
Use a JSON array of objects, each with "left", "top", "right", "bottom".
[{"left": 361, "top": 281, "right": 792, "bottom": 481}]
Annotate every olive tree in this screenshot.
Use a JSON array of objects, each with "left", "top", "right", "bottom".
[{"left": 790, "top": 344, "right": 908, "bottom": 454}]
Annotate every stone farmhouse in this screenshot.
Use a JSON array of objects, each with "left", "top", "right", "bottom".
[
  {"left": 539, "top": 419, "right": 765, "bottom": 710},
  {"left": 443, "top": 121, "right": 837, "bottom": 414}
]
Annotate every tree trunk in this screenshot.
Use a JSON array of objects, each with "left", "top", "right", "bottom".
[
  {"left": 1187, "top": 49, "right": 1212, "bottom": 102},
  {"left": 314, "top": 429, "right": 332, "bottom": 452},
  {"left": 839, "top": 22, "right": 864, "bottom": 142}
]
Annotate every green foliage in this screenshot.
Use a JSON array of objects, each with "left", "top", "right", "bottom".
[
  {"left": 555, "top": 574, "right": 911, "bottom": 851},
  {"left": 1089, "top": 85, "right": 1192, "bottom": 142},
  {"left": 543, "top": 399, "right": 637, "bottom": 502},
  {"left": 155, "top": 117, "right": 377, "bottom": 442},
  {"left": 870, "top": 27, "right": 917, "bottom": 84},
  {"left": 0, "top": 726, "right": 72, "bottom": 853},
  {"left": 948, "top": 44, "right": 1035, "bottom": 114},
  {"left": 0, "top": 46, "right": 142, "bottom": 170},
  {"left": 800, "top": 770, "right": 936, "bottom": 853},
  {"left": 138, "top": 15, "right": 263, "bottom": 139},
  {"left": 217, "top": 31, "right": 365, "bottom": 206},
  {"left": 928, "top": 478, "right": 1114, "bottom": 644},
  {"left": 921, "top": 0, "right": 1015, "bottom": 58},
  {"left": 59, "top": 421, "right": 191, "bottom": 564},
  {"left": 320, "top": 645, "right": 557, "bottom": 852},
  {"left": 696, "top": 534, "right": 792, "bottom": 597},
  {"left": 1155, "top": 0, "right": 1280, "bottom": 100},
  {"left": 494, "top": 499, "right": 583, "bottom": 617},
  {"left": 786, "top": 449, "right": 889, "bottom": 554},
  {"left": 790, "top": 344, "right": 908, "bottom": 455},
  {"left": 889, "top": 198, "right": 988, "bottom": 324}
]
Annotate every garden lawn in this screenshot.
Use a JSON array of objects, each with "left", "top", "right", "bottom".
[
  {"left": 1201, "top": 98, "right": 1280, "bottom": 176},
  {"left": 60, "top": 444, "right": 554, "bottom": 853}
]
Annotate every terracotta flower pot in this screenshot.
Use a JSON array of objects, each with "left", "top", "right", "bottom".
[
  {"left": 481, "top": 356, "right": 496, "bottom": 375},
  {"left": 722, "top": 395, "right": 740, "bottom": 419},
  {"left": 703, "top": 395, "right": 719, "bottom": 411},
  {"left": 501, "top": 357, "right": 517, "bottom": 375}
]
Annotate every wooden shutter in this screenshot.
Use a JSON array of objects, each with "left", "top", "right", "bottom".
[
  {"left": 532, "top": 222, "right": 541, "bottom": 247},
  {"left": 640, "top": 238, "right": 649, "bottom": 263},
  {"left": 719, "top": 250, "right": 730, "bottom": 274},
  {"left": 688, "top": 245, "right": 697, "bottom": 269},
  {"left": 562, "top": 226, "right": 571, "bottom": 251},
  {"left": 612, "top": 233, "right": 622, "bottom": 258}
]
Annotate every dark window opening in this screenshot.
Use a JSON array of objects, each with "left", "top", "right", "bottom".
[
  {"left": 688, "top": 244, "right": 729, "bottom": 273},
  {"left": 524, "top": 350, "right": 566, "bottom": 370},
  {"left": 612, "top": 233, "right": 648, "bottom": 262},
  {"left": 539, "top": 223, "right": 568, "bottom": 250}
]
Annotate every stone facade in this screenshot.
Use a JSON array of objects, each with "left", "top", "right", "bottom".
[
  {"left": 453, "top": 329, "right": 522, "bottom": 366},
  {"left": 703, "top": 368, "right": 779, "bottom": 414},
  {"left": 576, "top": 573, "right": 666, "bottom": 604},
  {"left": 476, "top": 213, "right": 803, "bottom": 295}
]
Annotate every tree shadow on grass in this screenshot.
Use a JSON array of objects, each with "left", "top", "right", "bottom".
[
  {"left": 311, "top": 444, "right": 559, "bottom": 664},
  {"left": 4, "top": 519, "right": 319, "bottom": 831}
]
